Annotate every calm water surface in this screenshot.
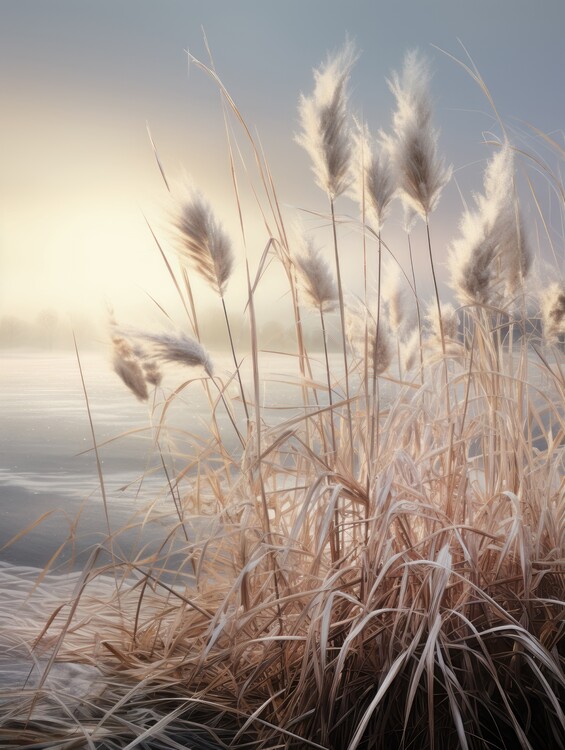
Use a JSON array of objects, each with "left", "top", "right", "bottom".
[{"left": 0, "top": 349, "right": 327, "bottom": 570}]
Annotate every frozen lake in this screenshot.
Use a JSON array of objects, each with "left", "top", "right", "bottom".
[
  {"left": 0, "top": 348, "right": 334, "bottom": 570},
  {"left": 1, "top": 350, "right": 172, "bottom": 569}
]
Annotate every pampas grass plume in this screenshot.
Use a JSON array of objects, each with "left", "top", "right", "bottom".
[
  {"left": 296, "top": 38, "right": 357, "bottom": 199},
  {"left": 402, "top": 327, "right": 420, "bottom": 371},
  {"left": 426, "top": 300, "right": 459, "bottom": 342},
  {"left": 132, "top": 330, "right": 214, "bottom": 377},
  {"left": 347, "top": 304, "right": 392, "bottom": 375},
  {"left": 382, "top": 259, "right": 406, "bottom": 333},
  {"left": 294, "top": 236, "right": 338, "bottom": 313},
  {"left": 541, "top": 281, "right": 565, "bottom": 343},
  {"left": 111, "top": 334, "right": 149, "bottom": 402},
  {"left": 385, "top": 49, "right": 451, "bottom": 219},
  {"left": 173, "top": 188, "right": 234, "bottom": 296},
  {"left": 142, "top": 359, "right": 163, "bottom": 387},
  {"left": 450, "top": 143, "right": 531, "bottom": 305},
  {"left": 449, "top": 208, "right": 498, "bottom": 305},
  {"left": 353, "top": 119, "right": 395, "bottom": 232}
]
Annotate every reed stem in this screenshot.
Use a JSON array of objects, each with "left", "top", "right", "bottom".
[
  {"left": 221, "top": 295, "right": 250, "bottom": 424},
  {"left": 330, "top": 196, "right": 354, "bottom": 472}
]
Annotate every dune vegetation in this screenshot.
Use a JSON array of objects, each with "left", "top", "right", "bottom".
[{"left": 1, "top": 42, "right": 564, "bottom": 749}]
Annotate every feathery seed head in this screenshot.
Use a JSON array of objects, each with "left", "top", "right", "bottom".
[
  {"left": 449, "top": 143, "right": 531, "bottom": 306},
  {"left": 142, "top": 359, "right": 163, "bottom": 387},
  {"left": 388, "top": 49, "right": 433, "bottom": 131},
  {"left": 347, "top": 304, "right": 392, "bottom": 376},
  {"left": 131, "top": 330, "right": 214, "bottom": 377},
  {"left": 294, "top": 236, "right": 338, "bottom": 313},
  {"left": 386, "top": 49, "right": 451, "bottom": 219},
  {"left": 498, "top": 201, "right": 531, "bottom": 299},
  {"left": 449, "top": 211, "right": 499, "bottom": 306},
  {"left": 296, "top": 38, "right": 358, "bottom": 199},
  {"left": 402, "top": 328, "right": 420, "bottom": 371},
  {"left": 112, "top": 352, "right": 149, "bottom": 402},
  {"left": 381, "top": 260, "right": 406, "bottom": 333},
  {"left": 484, "top": 144, "right": 531, "bottom": 299},
  {"left": 173, "top": 188, "right": 234, "bottom": 296},
  {"left": 426, "top": 300, "right": 459, "bottom": 342},
  {"left": 402, "top": 204, "right": 418, "bottom": 235},
  {"left": 352, "top": 120, "right": 395, "bottom": 232},
  {"left": 110, "top": 331, "right": 149, "bottom": 402},
  {"left": 541, "top": 282, "right": 565, "bottom": 343}
]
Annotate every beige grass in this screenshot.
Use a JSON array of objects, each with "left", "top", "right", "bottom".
[{"left": 0, "top": 43, "right": 564, "bottom": 750}]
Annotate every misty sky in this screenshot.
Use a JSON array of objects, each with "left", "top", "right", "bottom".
[{"left": 2, "top": 0, "right": 564, "bottom": 341}]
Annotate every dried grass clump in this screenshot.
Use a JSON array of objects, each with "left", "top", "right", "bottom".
[{"left": 2, "top": 41, "right": 565, "bottom": 750}]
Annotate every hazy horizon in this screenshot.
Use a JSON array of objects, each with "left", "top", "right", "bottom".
[{"left": 2, "top": 1, "right": 565, "bottom": 343}]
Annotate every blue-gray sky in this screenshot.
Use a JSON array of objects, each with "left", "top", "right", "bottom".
[{"left": 2, "top": 0, "right": 564, "bottom": 333}]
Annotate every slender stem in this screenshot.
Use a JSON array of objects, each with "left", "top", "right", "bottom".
[
  {"left": 329, "top": 196, "right": 354, "bottom": 470},
  {"left": 210, "top": 377, "right": 246, "bottom": 448},
  {"left": 425, "top": 217, "right": 453, "bottom": 516},
  {"left": 425, "top": 219, "right": 451, "bottom": 415},
  {"left": 360, "top": 142, "right": 368, "bottom": 311},
  {"left": 460, "top": 314, "right": 476, "bottom": 436},
  {"left": 320, "top": 307, "right": 337, "bottom": 458},
  {"left": 221, "top": 295, "right": 250, "bottom": 424},
  {"left": 320, "top": 306, "right": 340, "bottom": 561},
  {"left": 367, "top": 231, "right": 382, "bottom": 497},
  {"left": 74, "top": 338, "right": 112, "bottom": 544},
  {"left": 290, "top": 262, "right": 316, "bottom": 448},
  {"left": 407, "top": 232, "right": 424, "bottom": 379},
  {"left": 425, "top": 219, "right": 446, "bottom": 359}
]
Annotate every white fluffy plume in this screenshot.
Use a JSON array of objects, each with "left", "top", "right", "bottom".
[
  {"left": 541, "top": 282, "right": 565, "bottom": 343},
  {"left": 347, "top": 303, "right": 392, "bottom": 376},
  {"left": 449, "top": 143, "right": 531, "bottom": 306},
  {"left": 296, "top": 38, "right": 358, "bottom": 199},
  {"left": 294, "top": 235, "right": 338, "bottom": 313},
  {"left": 122, "top": 329, "right": 214, "bottom": 377},
  {"left": 352, "top": 120, "right": 395, "bottom": 232},
  {"left": 385, "top": 49, "right": 451, "bottom": 219},
  {"left": 172, "top": 188, "right": 234, "bottom": 296}
]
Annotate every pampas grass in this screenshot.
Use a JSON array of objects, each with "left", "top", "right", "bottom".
[
  {"left": 541, "top": 282, "right": 565, "bottom": 343},
  {"left": 111, "top": 329, "right": 150, "bottom": 401},
  {"left": 385, "top": 49, "right": 452, "bottom": 220},
  {"left": 294, "top": 235, "right": 338, "bottom": 314},
  {"left": 297, "top": 38, "right": 358, "bottom": 455},
  {"left": 173, "top": 187, "right": 234, "bottom": 297},
  {"left": 450, "top": 142, "right": 531, "bottom": 307},
  {"left": 347, "top": 303, "right": 393, "bottom": 377},
  {"left": 2, "top": 41, "right": 565, "bottom": 750},
  {"left": 296, "top": 38, "right": 357, "bottom": 200},
  {"left": 352, "top": 120, "right": 395, "bottom": 234},
  {"left": 127, "top": 329, "right": 214, "bottom": 376}
]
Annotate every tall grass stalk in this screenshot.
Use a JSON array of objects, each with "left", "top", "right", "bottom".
[
  {"left": 406, "top": 231, "right": 425, "bottom": 378},
  {"left": 329, "top": 195, "right": 355, "bottom": 465},
  {"left": 296, "top": 39, "right": 357, "bottom": 469}
]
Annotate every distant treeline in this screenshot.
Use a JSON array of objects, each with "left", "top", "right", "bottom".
[
  {"left": 0, "top": 310, "right": 308, "bottom": 352},
  {"left": 0, "top": 312, "right": 102, "bottom": 350},
  {"left": 0, "top": 310, "right": 555, "bottom": 352}
]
